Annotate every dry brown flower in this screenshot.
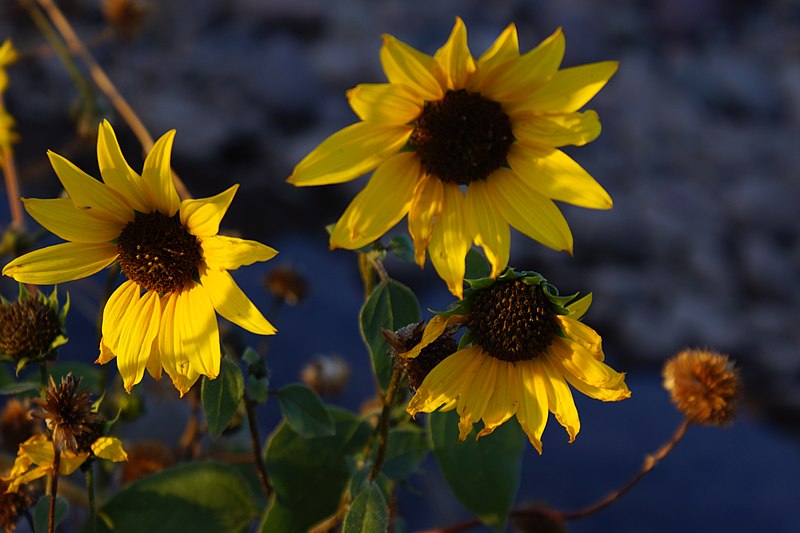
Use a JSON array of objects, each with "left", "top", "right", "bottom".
[{"left": 31, "top": 374, "right": 104, "bottom": 454}]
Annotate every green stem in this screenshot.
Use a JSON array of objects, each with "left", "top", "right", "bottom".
[
  {"left": 48, "top": 449, "right": 60, "bottom": 533},
  {"left": 368, "top": 362, "right": 403, "bottom": 481},
  {"left": 85, "top": 463, "right": 96, "bottom": 533},
  {"left": 39, "top": 362, "right": 48, "bottom": 398}
]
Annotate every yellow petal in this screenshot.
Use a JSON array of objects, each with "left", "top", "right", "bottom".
[
  {"left": 3, "top": 242, "right": 118, "bottom": 284},
  {"left": 514, "top": 61, "right": 619, "bottom": 114},
  {"left": 96, "top": 339, "right": 116, "bottom": 364},
  {"left": 515, "top": 360, "right": 548, "bottom": 454},
  {"left": 457, "top": 352, "right": 496, "bottom": 441},
  {"left": 429, "top": 184, "right": 472, "bottom": 299},
  {"left": 91, "top": 437, "right": 128, "bottom": 462},
  {"left": 477, "top": 28, "right": 564, "bottom": 101},
  {"left": 557, "top": 315, "right": 604, "bottom": 361},
  {"left": 330, "top": 152, "right": 420, "bottom": 249},
  {"left": 485, "top": 168, "right": 573, "bottom": 253},
  {"left": 59, "top": 452, "right": 89, "bottom": 475},
  {"left": 180, "top": 185, "right": 237, "bottom": 238},
  {"left": 476, "top": 23, "right": 519, "bottom": 71},
  {"left": 550, "top": 353, "right": 631, "bottom": 402},
  {"left": 141, "top": 129, "right": 180, "bottom": 216},
  {"left": 399, "top": 314, "right": 465, "bottom": 359},
  {"left": 101, "top": 280, "right": 140, "bottom": 354},
  {"left": 116, "top": 289, "right": 161, "bottom": 393},
  {"left": 22, "top": 197, "right": 124, "bottom": 243},
  {"left": 434, "top": 17, "right": 476, "bottom": 89},
  {"left": 380, "top": 33, "right": 445, "bottom": 101},
  {"left": 175, "top": 283, "right": 221, "bottom": 379},
  {"left": 407, "top": 345, "right": 483, "bottom": 415},
  {"left": 539, "top": 357, "right": 580, "bottom": 442},
  {"left": 566, "top": 293, "right": 592, "bottom": 321},
  {"left": 201, "top": 235, "right": 278, "bottom": 271},
  {"left": 346, "top": 83, "right": 423, "bottom": 124},
  {"left": 477, "top": 359, "right": 517, "bottom": 438},
  {"left": 157, "top": 291, "right": 201, "bottom": 396},
  {"left": 512, "top": 110, "right": 602, "bottom": 148},
  {"left": 19, "top": 435, "right": 55, "bottom": 465},
  {"left": 507, "top": 144, "right": 612, "bottom": 209},
  {"left": 288, "top": 122, "right": 412, "bottom": 187},
  {"left": 548, "top": 337, "right": 626, "bottom": 389},
  {"left": 47, "top": 151, "right": 133, "bottom": 224},
  {"left": 465, "top": 180, "right": 510, "bottom": 278},
  {"left": 145, "top": 345, "right": 162, "bottom": 381},
  {"left": 407, "top": 174, "right": 444, "bottom": 266},
  {"left": 97, "top": 120, "right": 151, "bottom": 213},
  {"left": 6, "top": 466, "right": 49, "bottom": 493},
  {"left": 201, "top": 267, "right": 276, "bottom": 335}
]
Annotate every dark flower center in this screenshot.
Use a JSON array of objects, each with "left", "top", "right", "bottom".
[
  {"left": 0, "top": 298, "right": 60, "bottom": 360},
  {"left": 468, "top": 279, "right": 558, "bottom": 362},
  {"left": 117, "top": 211, "right": 202, "bottom": 294},
  {"left": 409, "top": 89, "right": 513, "bottom": 185}
]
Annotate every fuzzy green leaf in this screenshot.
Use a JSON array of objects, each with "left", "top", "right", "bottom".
[
  {"left": 343, "top": 481, "right": 389, "bottom": 533},
  {"left": 276, "top": 383, "right": 335, "bottom": 438},
  {"left": 379, "top": 425, "right": 429, "bottom": 481},
  {"left": 34, "top": 495, "right": 68, "bottom": 533},
  {"left": 202, "top": 358, "right": 244, "bottom": 436}
]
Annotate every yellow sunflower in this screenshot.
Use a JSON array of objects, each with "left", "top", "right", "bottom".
[
  {"left": 2, "top": 120, "right": 277, "bottom": 395},
  {"left": 402, "top": 269, "right": 630, "bottom": 453},
  {"left": 288, "top": 18, "right": 616, "bottom": 298}
]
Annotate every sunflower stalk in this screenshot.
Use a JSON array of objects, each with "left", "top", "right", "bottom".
[
  {"left": 368, "top": 361, "right": 403, "bottom": 481},
  {"left": 243, "top": 388, "right": 272, "bottom": 499},
  {"left": 48, "top": 449, "right": 60, "bottom": 533},
  {"left": 85, "top": 462, "right": 96, "bottom": 533}
]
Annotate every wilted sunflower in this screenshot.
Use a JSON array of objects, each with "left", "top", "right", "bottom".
[
  {"left": 402, "top": 269, "right": 630, "bottom": 452},
  {"left": 3, "top": 120, "right": 277, "bottom": 395},
  {"left": 288, "top": 18, "right": 615, "bottom": 297}
]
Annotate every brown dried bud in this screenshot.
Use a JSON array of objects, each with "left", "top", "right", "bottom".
[
  {"left": 0, "top": 398, "right": 39, "bottom": 454},
  {"left": 31, "top": 373, "right": 104, "bottom": 454},
  {"left": 0, "top": 295, "right": 62, "bottom": 362},
  {"left": 265, "top": 265, "right": 308, "bottom": 305},
  {"left": 300, "top": 354, "right": 351, "bottom": 398},
  {"left": 120, "top": 441, "right": 174, "bottom": 485},
  {"left": 663, "top": 349, "right": 740, "bottom": 426},
  {"left": 385, "top": 321, "right": 457, "bottom": 390},
  {"left": 102, "top": 0, "right": 148, "bottom": 39}
]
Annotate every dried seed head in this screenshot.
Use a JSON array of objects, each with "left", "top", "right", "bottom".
[
  {"left": 266, "top": 265, "right": 309, "bottom": 305},
  {"left": 300, "top": 354, "right": 351, "bottom": 397},
  {"left": 0, "top": 477, "right": 32, "bottom": 533},
  {"left": 663, "top": 349, "right": 740, "bottom": 426},
  {"left": 386, "top": 322, "right": 458, "bottom": 390},
  {"left": 0, "top": 295, "right": 61, "bottom": 362},
  {"left": 31, "top": 373, "right": 104, "bottom": 454}
]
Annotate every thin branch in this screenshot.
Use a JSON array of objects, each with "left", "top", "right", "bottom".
[
  {"left": 369, "top": 362, "right": 402, "bottom": 481},
  {"left": 48, "top": 449, "right": 61, "bottom": 533},
  {"left": 243, "top": 389, "right": 272, "bottom": 499},
  {"left": 0, "top": 93, "right": 23, "bottom": 228}
]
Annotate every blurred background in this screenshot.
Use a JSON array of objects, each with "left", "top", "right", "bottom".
[{"left": 1, "top": 0, "right": 799, "bottom": 531}]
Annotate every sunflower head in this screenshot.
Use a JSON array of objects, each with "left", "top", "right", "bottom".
[
  {"left": 265, "top": 265, "right": 309, "bottom": 306},
  {"left": 31, "top": 373, "right": 104, "bottom": 454},
  {"left": 0, "top": 476, "right": 32, "bottom": 533},
  {"left": 385, "top": 321, "right": 457, "bottom": 390},
  {"left": 663, "top": 349, "right": 740, "bottom": 426},
  {"left": 0, "top": 285, "right": 68, "bottom": 373}
]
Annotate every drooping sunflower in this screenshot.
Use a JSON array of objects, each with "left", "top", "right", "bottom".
[
  {"left": 401, "top": 269, "right": 630, "bottom": 452},
  {"left": 3, "top": 120, "right": 277, "bottom": 395},
  {"left": 288, "top": 18, "right": 616, "bottom": 297}
]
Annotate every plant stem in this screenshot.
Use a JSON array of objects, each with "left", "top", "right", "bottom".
[
  {"left": 85, "top": 463, "right": 96, "bottom": 533},
  {"left": 39, "top": 362, "right": 48, "bottom": 398},
  {"left": 369, "top": 362, "right": 402, "bottom": 481},
  {"left": 49, "top": 449, "right": 60, "bottom": 533},
  {"left": 243, "top": 390, "right": 272, "bottom": 499},
  {"left": 0, "top": 94, "right": 23, "bottom": 229}
]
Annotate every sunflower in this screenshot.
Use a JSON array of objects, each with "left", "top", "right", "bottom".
[
  {"left": 288, "top": 18, "right": 616, "bottom": 298},
  {"left": 2, "top": 120, "right": 277, "bottom": 395},
  {"left": 402, "top": 269, "right": 630, "bottom": 453}
]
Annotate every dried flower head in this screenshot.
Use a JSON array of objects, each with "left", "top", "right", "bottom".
[
  {"left": 0, "top": 398, "right": 39, "bottom": 454},
  {"left": 31, "top": 373, "right": 104, "bottom": 454},
  {"left": 120, "top": 441, "right": 174, "bottom": 485},
  {"left": 510, "top": 505, "right": 566, "bottom": 533},
  {"left": 102, "top": 0, "right": 148, "bottom": 38},
  {"left": 385, "top": 321, "right": 458, "bottom": 390},
  {"left": 662, "top": 349, "right": 740, "bottom": 426},
  {"left": 266, "top": 265, "right": 308, "bottom": 305},
  {"left": 0, "top": 286, "right": 67, "bottom": 372},
  {"left": 0, "top": 477, "right": 32, "bottom": 533},
  {"left": 300, "top": 354, "right": 351, "bottom": 397}
]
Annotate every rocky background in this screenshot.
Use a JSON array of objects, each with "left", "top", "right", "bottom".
[{"left": 1, "top": 0, "right": 799, "bottom": 531}]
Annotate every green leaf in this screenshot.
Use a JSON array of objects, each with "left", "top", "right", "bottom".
[
  {"left": 202, "top": 358, "right": 244, "bottom": 436},
  {"left": 343, "top": 482, "right": 389, "bottom": 533},
  {"left": 276, "top": 384, "right": 335, "bottom": 438},
  {"left": 359, "top": 280, "right": 420, "bottom": 391},
  {"left": 464, "top": 248, "right": 491, "bottom": 280},
  {"left": 0, "top": 381, "right": 39, "bottom": 395},
  {"left": 49, "top": 362, "right": 102, "bottom": 393},
  {"left": 261, "top": 407, "right": 371, "bottom": 533},
  {"left": 428, "top": 411, "right": 525, "bottom": 531},
  {"left": 97, "top": 461, "right": 257, "bottom": 533},
  {"left": 33, "top": 495, "right": 68, "bottom": 533},
  {"left": 379, "top": 425, "right": 429, "bottom": 481},
  {"left": 387, "top": 235, "right": 415, "bottom": 263}
]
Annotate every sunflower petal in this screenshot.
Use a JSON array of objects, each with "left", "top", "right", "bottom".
[
  {"left": 157, "top": 291, "right": 200, "bottom": 397},
  {"left": 465, "top": 180, "right": 510, "bottom": 278},
  {"left": 116, "top": 289, "right": 160, "bottom": 392},
  {"left": 477, "top": 359, "right": 517, "bottom": 438},
  {"left": 97, "top": 120, "right": 151, "bottom": 213},
  {"left": 434, "top": 17, "right": 476, "bottom": 89},
  {"left": 408, "top": 174, "right": 444, "bottom": 266},
  {"left": 429, "top": 184, "right": 472, "bottom": 298},
  {"left": 141, "top": 129, "right": 181, "bottom": 215},
  {"left": 91, "top": 437, "right": 128, "bottom": 462},
  {"left": 515, "top": 360, "right": 548, "bottom": 454},
  {"left": 330, "top": 152, "right": 420, "bottom": 249},
  {"left": 513, "top": 110, "right": 602, "bottom": 148},
  {"left": 477, "top": 23, "right": 519, "bottom": 69},
  {"left": 288, "top": 123, "right": 412, "bottom": 187},
  {"left": 180, "top": 185, "right": 237, "bottom": 237},
  {"left": 22, "top": 197, "right": 124, "bottom": 243},
  {"left": 3, "top": 242, "right": 118, "bottom": 284},
  {"left": 553, "top": 354, "right": 631, "bottom": 402},
  {"left": 201, "top": 267, "right": 276, "bottom": 335},
  {"left": 201, "top": 235, "right": 278, "bottom": 271},
  {"left": 347, "top": 83, "right": 423, "bottom": 124},
  {"left": 101, "top": 280, "right": 140, "bottom": 354},
  {"left": 515, "top": 61, "right": 619, "bottom": 114},
  {"left": 407, "top": 346, "right": 482, "bottom": 415},
  {"left": 380, "top": 34, "right": 444, "bottom": 101},
  {"left": 399, "top": 314, "right": 466, "bottom": 359},
  {"left": 557, "top": 315, "right": 604, "bottom": 361},
  {"left": 477, "top": 28, "right": 564, "bottom": 101},
  {"left": 458, "top": 352, "right": 497, "bottom": 440},
  {"left": 47, "top": 151, "right": 132, "bottom": 224},
  {"left": 539, "top": 357, "right": 580, "bottom": 442},
  {"left": 507, "top": 144, "right": 612, "bottom": 209},
  {"left": 549, "top": 337, "right": 626, "bottom": 389},
  {"left": 175, "top": 283, "right": 221, "bottom": 379}
]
